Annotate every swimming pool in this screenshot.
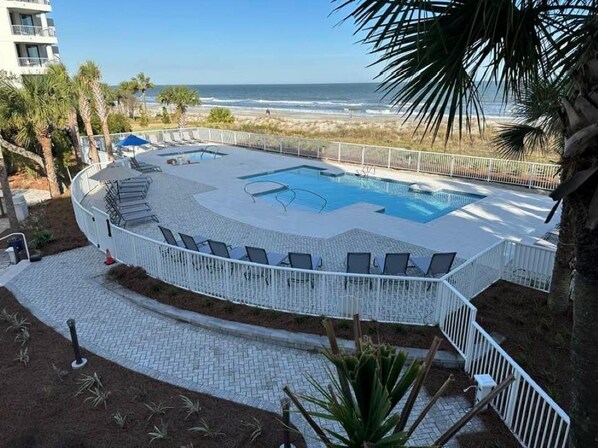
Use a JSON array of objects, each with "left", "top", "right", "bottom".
[
  {"left": 241, "top": 166, "right": 485, "bottom": 223},
  {"left": 159, "top": 148, "right": 224, "bottom": 163}
]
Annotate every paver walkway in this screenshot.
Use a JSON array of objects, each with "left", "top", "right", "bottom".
[{"left": 7, "top": 246, "right": 491, "bottom": 447}]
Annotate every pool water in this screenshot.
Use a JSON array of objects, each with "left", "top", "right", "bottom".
[
  {"left": 242, "top": 166, "right": 485, "bottom": 223},
  {"left": 159, "top": 149, "right": 224, "bottom": 163}
]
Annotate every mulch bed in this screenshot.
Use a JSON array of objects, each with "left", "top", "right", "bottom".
[
  {"left": 0, "top": 287, "right": 305, "bottom": 448},
  {"left": 108, "top": 264, "right": 454, "bottom": 352},
  {"left": 0, "top": 194, "right": 88, "bottom": 256},
  {"left": 472, "top": 280, "right": 572, "bottom": 411}
]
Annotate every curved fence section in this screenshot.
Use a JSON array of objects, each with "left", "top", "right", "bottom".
[
  {"left": 71, "top": 162, "right": 567, "bottom": 448},
  {"left": 80, "top": 126, "right": 560, "bottom": 190}
]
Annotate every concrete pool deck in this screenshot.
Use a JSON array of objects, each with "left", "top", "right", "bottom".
[{"left": 135, "top": 144, "right": 559, "bottom": 259}]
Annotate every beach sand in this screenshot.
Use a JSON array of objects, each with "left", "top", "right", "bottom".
[{"left": 139, "top": 104, "right": 558, "bottom": 162}]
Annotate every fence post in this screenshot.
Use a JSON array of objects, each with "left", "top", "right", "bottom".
[
  {"left": 450, "top": 156, "right": 455, "bottom": 177},
  {"left": 279, "top": 139, "right": 283, "bottom": 153},
  {"left": 208, "top": 128, "right": 212, "bottom": 141},
  {"left": 338, "top": 142, "right": 341, "bottom": 161},
  {"left": 416, "top": 152, "right": 422, "bottom": 172},
  {"left": 463, "top": 312, "right": 477, "bottom": 372},
  {"left": 220, "top": 130, "right": 224, "bottom": 144},
  {"left": 504, "top": 371, "right": 521, "bottom": 427},
  {"left": 488, "top": 159, "right": 493, "bottom": 181},
  {"left": 263, "top": 137, "right": 267, "bottom": 151},
  {"left": 387, "top": 148, "right": 392, "bottom": 169},
  {"left": 361, "top": 146, "right": 365, "bottom": 166},
  {"left": 233, "top": 131, "right": 237, "bottom": 145},
  {"left": 528, "top": 163, "right": 536, "bottom": 188}
]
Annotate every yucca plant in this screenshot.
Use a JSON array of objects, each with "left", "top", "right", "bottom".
[
  {"left": 179, "top": 395, "right": 201, "bottom": 420},
  {"left": 284, "top": 315, "right": 513, "bottom": 447}
]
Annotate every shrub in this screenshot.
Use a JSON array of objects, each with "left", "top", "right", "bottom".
[
  {"left": 139, "top": 113, "right": 149, "bottom": 128},
  {"left": 108, "top": 113, "right": 132, "bottom": 133},
  {"left": 30, "top": 229, "right": 55, "bottom": 249},
  {"left": 161, "top": 106, "right": 171, "bottom": 124},
  {"left": 207, "top": 107, "right": 234, "bottom": 124}
]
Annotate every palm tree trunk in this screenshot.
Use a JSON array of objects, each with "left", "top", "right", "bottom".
[
  {"left": 0, "top": 149, "right": 18, "bottom": 228},
  {"left": 38, "top": 133, "right": 60, "bottom": 197},
  {"left": 91, "top": 81, "right": 114, "bottom": 160},
  {"left": 78, "top": 95, "right": 99, "bottom": 164},
  {"left": 548, "top": 197, "right": 574, "bottom": 312},
  {"left": 0, "top": 134, "right": 45, "bottom": 169},
  {"left": 68, "top": 108, "right": 82, "bottom": 164},
  {"left": 178, "top": 109, "right": 186, "bottom": 128},
  {"left": 570, "top": 204, "right": 598, "bottom": 447}
]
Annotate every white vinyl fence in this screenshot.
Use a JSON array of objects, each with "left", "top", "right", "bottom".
[
  {"left": 72, "top": 162, "right": 567, "bottom": 447},
  {"left": 80, "top": 126, "right": 560, "bottom": 190}
]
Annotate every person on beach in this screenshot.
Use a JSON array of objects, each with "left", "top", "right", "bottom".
[{"left": 266, "top": 108, "right": 271, "bottom": 118}]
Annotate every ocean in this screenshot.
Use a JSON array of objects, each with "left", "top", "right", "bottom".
[{"left": 146, "top": 83, "right": 513, "bottom": 119}]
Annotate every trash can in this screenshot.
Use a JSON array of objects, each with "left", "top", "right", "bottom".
[
  {"left": 13, "top": 194, "right": 28, "bottom": 222},
  {"left": 6, "top": 236, "right": 23, "bottom": 262}
]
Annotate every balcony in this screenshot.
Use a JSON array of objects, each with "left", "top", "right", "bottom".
[
  {"left": 6, "top": 0, "right": 52, "bottom": 13},
  {"left": 11, "top": 24, "right": 56, "bottom": 38},
  {"left": 17, "top": 57, "right": 59, "bottom": 68}
]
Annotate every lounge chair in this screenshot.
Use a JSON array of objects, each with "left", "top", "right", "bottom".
[
  {"left": 162, "top": 133, "right": 177, "bottom": 147},
  {"left": 108, "top": 206, "right": 158, "bottom": 227},
  {"left": 105, "top": 189, "right": 148, "bottom": 207},
  {"left": 192, "top": 130, "right": 205, "bottom": 143},
  {"left": 345, "top": 252, "right": 372, "bottom": 289},
  {"left": 373, "top": 253, "right": 410, "bottom": 276},
  {"left": 172, "top": 132, "right": 183, "bottom": 145},
  {"left": 207, "top": 240, "right": 247, "bottom": 260},
  {"left": 105, "top": 195, "right": 150, "bottom": 214},
  {"left": 245, "top": 246, "right": 287, "bottom": 266},
  {"left": 130, "top": 158, "right": 161, "bottom": 173},
  {"left": 410, "top": 252, "right": 457, "bottom": 277},
  {"left": 287, "top": 252, "right": 323, "bottom": 288},
  {"left": 182, "top": 131, "right": 196, "bottom": 144},
  {"left": 178, "top": 233, "right": 211, "bottom": 253},
  {"left": 149, "top": 134, "right": 167, "bottom": 148},
  {"left": 106, "top": 184, "right": 147, "bottom": 200}
]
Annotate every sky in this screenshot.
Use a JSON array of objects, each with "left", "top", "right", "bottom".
[{"left": 52, "top": 0, "right": 379, "bottom": 85}]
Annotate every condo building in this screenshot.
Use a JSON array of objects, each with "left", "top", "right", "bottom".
[{"left": 0, "top": 0, "right": 59, "bottom": 76}]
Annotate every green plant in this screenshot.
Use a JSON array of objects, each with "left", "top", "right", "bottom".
[
  {"left": 139, "top": 113, "right": 149, "bottom": 128},
  {"left": 15, "top": 347, "right": 29, "bottom": 365},
  {"left": 42, "top": 385, "right": 55, "bottom": 399},
  {"left": 148, "top": 421, "right": 168, "bottom": 443},
  {"left": 23, "top": 165, "right": 39, "bottom": 180},
  {"left": 207, "top": 107, "right": 234, "bottom": 124},
  {"left": 179, "top": 395, "right": 201, "bottom": 420},
  {"left": 161, "top": 106, "right": 171, "bottom": 124},
  {"left": 189, "top": 419, "right": 225, "bottom": 438},
  {"left": 14, "top": 327, "right": 29, "bottom": 346},
  {"left": 285, "top": 315, "right": 514, "bottom": 447},
  {"left": 244, "top": 417, "right": 263, "bottom": 444},
  {"left": 113, "top": 411, "right": 127, "bottom": 429},
  {"left": 144, "top": 401, "right": 173, "bottom": 420},
  {"left": 30, "top": 229, "right": 55, "bottom": 249},
  {"left": 52, "top": 364, "right": 69, "bottom": 381},
  {"left": 6, "top": 314, "right": 29, "bottom": 333},
  {"left": 107, "top": 112, "right": 132, "bottom": 133},
  {"left": 75, "top": 372, "right": 103, "bottom": 396},
  {"left": 84, "top": 387, "right": 111, "bottom": 409},
  {"left": 0, "top": 308, "right": 14, "bottom": 323},
  {"left": 129, "top": 383, "right": 148, "bottom": 401}
]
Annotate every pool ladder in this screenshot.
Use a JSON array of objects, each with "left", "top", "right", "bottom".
[
  {"left": 244, "top": 180, "right": 327, "bottom": 213},
  {"left": 357, "top": 165, "right": 376, "bottom": 177}
]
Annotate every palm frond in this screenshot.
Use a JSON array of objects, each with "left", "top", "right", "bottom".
[
  {"left": 494, "top": 123, "right": 550, "bottom": 160},
  {"left": 334, "top": 0, "right": 592, "bottom": 143}
]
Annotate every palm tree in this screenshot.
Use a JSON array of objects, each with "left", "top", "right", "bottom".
[
  {"left": 73, "top": 75, "right": 99, "bottom": 164},
  {"left": 494, "top": 79, "right": 572, "bottom": 312},
  {"left": 165, "top": 86, "right": 200, "bottom": 128},
  {"left": 116, "top": 80, "right": 137, "bottom": 118},
  {"left": 0, "top": 149, "right": 18, "bottom": 228},
  {"left": 0, "top": 75, "right": 71, "bottom": 197},
  {"left": 47, "top": 63, "right": 81, "bottom": 164},
  {"left": 336, "top": 1, "right": 596, "bottom": 445},
  {"left": 156, "top": 85, "right": 174, "bottom": 115},
  {"left": 132, "top": 72, "right": 155, "bottom": 115},
  {"left": 78, "top": 61, "right": 114, "bottom": 160}
]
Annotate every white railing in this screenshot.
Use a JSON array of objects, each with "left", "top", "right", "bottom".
[
  {"left": 80, "top": 126, "right": 560, "bottom": 190},
  {"left": 71, "top": 161, "right": 567, "bottom": 447},
  {"left": 466, "top": 323, "right": 569, "bottom": 447},
  {"left": 11, "top": 24, "right": 56, "bottom": 37},
  {"left": 17, "top": 57, "right": 50, "bottom": 67},
  {"left": 7, "top": 0, "right": 51, "bottom": 4}
]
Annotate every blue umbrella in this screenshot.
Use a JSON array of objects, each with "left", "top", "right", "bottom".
[{"left": 115, "top": 134, "right": 150, "bottom": 147}]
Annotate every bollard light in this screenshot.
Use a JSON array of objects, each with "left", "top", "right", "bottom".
[
  {"left": 67, "top": 319, "right": 87, "bottom": 369},
  {"left": 280, "top": 397, "right": 295, "bottom": 448}
]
